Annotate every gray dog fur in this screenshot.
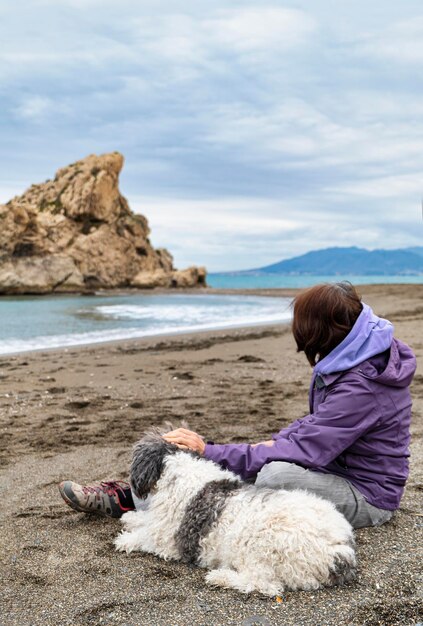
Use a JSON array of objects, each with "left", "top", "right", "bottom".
[
  {"left": 175, "top": 479, "right": 242, "bottom": 564},
  {"left": 130, "top": 430, "right": 178, "bottom": 499}
]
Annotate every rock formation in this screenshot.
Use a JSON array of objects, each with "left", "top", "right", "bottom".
[{"left": 0, "top": 152, "right": 206, "bottom": 294}]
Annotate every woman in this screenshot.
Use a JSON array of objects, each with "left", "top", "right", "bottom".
[{"left": 59, "top": 282, "right": 416, "bottom": 529}]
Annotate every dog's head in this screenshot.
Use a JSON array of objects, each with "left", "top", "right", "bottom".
[{"left": 130, "top": 424, "right": 180, "bottom": 500}]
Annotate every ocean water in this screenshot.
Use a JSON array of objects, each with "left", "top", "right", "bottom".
[
  {"left": 0, "top": 293, "right": 292, "bottom": 355},
  {"left": 1, "top": 273, "right": 420, "bottom": 355},
  {"left": 208, "top": 273, "right": 423, "bottom": 289}
]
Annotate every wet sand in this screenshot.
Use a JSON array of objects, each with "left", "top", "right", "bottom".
[{"left": 1, "top": 284, "right": 422, "bottom": 625}]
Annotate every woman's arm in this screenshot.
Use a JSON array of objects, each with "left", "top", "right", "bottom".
[
  {"left": 202, "top": 374, "right": 381, "bottom": 479},
  {"left": 271, "top": 417, "right": 306, "bottom": 441},
  {"left": 163, "top": 430, "right": 274, "bottom": 451}
]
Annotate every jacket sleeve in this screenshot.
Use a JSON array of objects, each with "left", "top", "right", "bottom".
[
  {"left": 203, "top": 374, "right": 381, "bottom": 480},
  {"left": 271, "top": 417, "right": 305, "bottom": 440}
]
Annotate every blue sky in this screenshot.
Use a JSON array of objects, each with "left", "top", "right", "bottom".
[{"left": 1, "top": 1, "right": 422, "bottom": 271}]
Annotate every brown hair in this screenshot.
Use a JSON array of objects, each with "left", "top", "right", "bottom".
[{"left": 292, "top": 282, "right": 363, "bottom": 367}]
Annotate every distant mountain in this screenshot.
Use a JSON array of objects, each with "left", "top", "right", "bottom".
[
  {"left": 406, "top": 246, "right": 423, "bottom": 258},
  {"left": 239, "top": 247, "right": 423, "bottom": 276}
]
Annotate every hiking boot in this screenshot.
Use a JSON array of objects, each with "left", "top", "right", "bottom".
[{"left": 58, "top": 480, "right": 135, "bottom": 518}]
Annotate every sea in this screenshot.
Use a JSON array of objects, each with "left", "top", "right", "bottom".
[
  {"left": 208, "top": 273, "right": 423, "bottom": 289},
  {"left": 0, "top": 274, "right": 421, "bottom": 355}
]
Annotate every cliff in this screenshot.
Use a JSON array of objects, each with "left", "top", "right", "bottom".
[{"left": 0, "top": 152, "right": 206, "bottom": 293}]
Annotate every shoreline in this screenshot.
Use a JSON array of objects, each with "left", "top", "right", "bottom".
[
  {"left": 0, "top": 280, "right": 422, "bottom": 300},
  {"left": 0, "top": 321, "right": 290, "bottom": 359},
  {"left": 1, "top": 283, "right": 421, "bottom": 359},
  {"left": 0, "top": 289, "right": 293, "bottom": 358}
]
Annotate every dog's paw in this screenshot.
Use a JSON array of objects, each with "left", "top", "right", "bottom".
[
  {"left": 206, "top": 568, "right": 283, "bottom": 596},
  {"left": 120, "top": 510, "right": 142, "bottom": 531},
  {"left": 114, "top": 531, "right": 138, "bottom": 554},
  {"left": 328, "top": 545, "right": 357, "bottom": 586}
]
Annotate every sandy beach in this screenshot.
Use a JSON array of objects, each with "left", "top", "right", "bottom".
[{"left": 1, "top": 284, "right": 422, "bottom": 626}]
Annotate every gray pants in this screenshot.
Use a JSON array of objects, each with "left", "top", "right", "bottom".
[{"left": 255, "top": 462, "right": 393, "bottom": 529}]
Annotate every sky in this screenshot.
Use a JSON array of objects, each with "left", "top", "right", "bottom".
[{"left": 1, "top": 1, "right": 422, "bottom": 272}]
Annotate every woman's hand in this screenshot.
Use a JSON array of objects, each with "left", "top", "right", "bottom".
[
  {"left": 163, "top": 428, "right": 206, "bottom": 455},
  {"left": 251, "top": 440, "right": 274, "bottom": 448}
]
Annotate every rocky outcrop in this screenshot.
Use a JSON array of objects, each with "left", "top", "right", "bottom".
[
  {"left": 0, "top": 152, "right": 206, "bottom": 294},
  {"left": 131, "top": 266, "right": 207, "bottom": 289}
]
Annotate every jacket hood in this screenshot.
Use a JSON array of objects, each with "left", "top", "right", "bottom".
[
  {"left": 314, "top": 302, "right": 394, "bottom": 376},
  {"left": 363, "top": 338, "right": 416, "bottom": 388}
]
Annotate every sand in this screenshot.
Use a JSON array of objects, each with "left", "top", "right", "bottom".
[{"left": 1, "top": 284, "right": 422, "bottom": 626}]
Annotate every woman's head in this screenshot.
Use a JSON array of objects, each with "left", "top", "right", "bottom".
[{"left": 292, "top": 282, "right": 363, "bottom": 367}]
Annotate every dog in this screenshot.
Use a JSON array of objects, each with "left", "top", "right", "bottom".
[{"left": 115, "top": 427, "right": 356, "bottom": 596}]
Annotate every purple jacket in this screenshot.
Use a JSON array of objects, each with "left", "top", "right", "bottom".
[{"left": 204, "top": 304, "right": 416, "bottom": 510}]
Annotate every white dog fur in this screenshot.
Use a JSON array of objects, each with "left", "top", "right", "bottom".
[{"left": 115, "top": 429, "right": 356, "bottom": 596}]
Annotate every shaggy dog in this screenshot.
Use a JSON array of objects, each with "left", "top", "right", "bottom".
[{"left": 115, "top": 428, "right": 356, "bottom": 595}]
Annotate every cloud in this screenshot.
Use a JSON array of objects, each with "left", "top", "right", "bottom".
[
  {"left": 326, "top": 172, "right": 422, "bottom": 199},
  {"left": 206, "top": 7, "right": 316, "bottom": 53},
  {"left": 14, "top": 95, "right": 74, "bottom": 122},
  {"left": 129, "top": 192, "right": 422, "bottom": 271},
  {"left": 15, "top": 96, "right": 52, "bottom": 120},
  {"left": 356, "top": 17, "right": 423, "bottom": 63},
  {"left": 0, "top": 6, "right": 315, "bottom": 83}
]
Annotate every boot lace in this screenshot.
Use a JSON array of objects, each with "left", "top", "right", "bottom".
[{"left": 82, "top": 481, "right": 129, "bottom": 498}]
